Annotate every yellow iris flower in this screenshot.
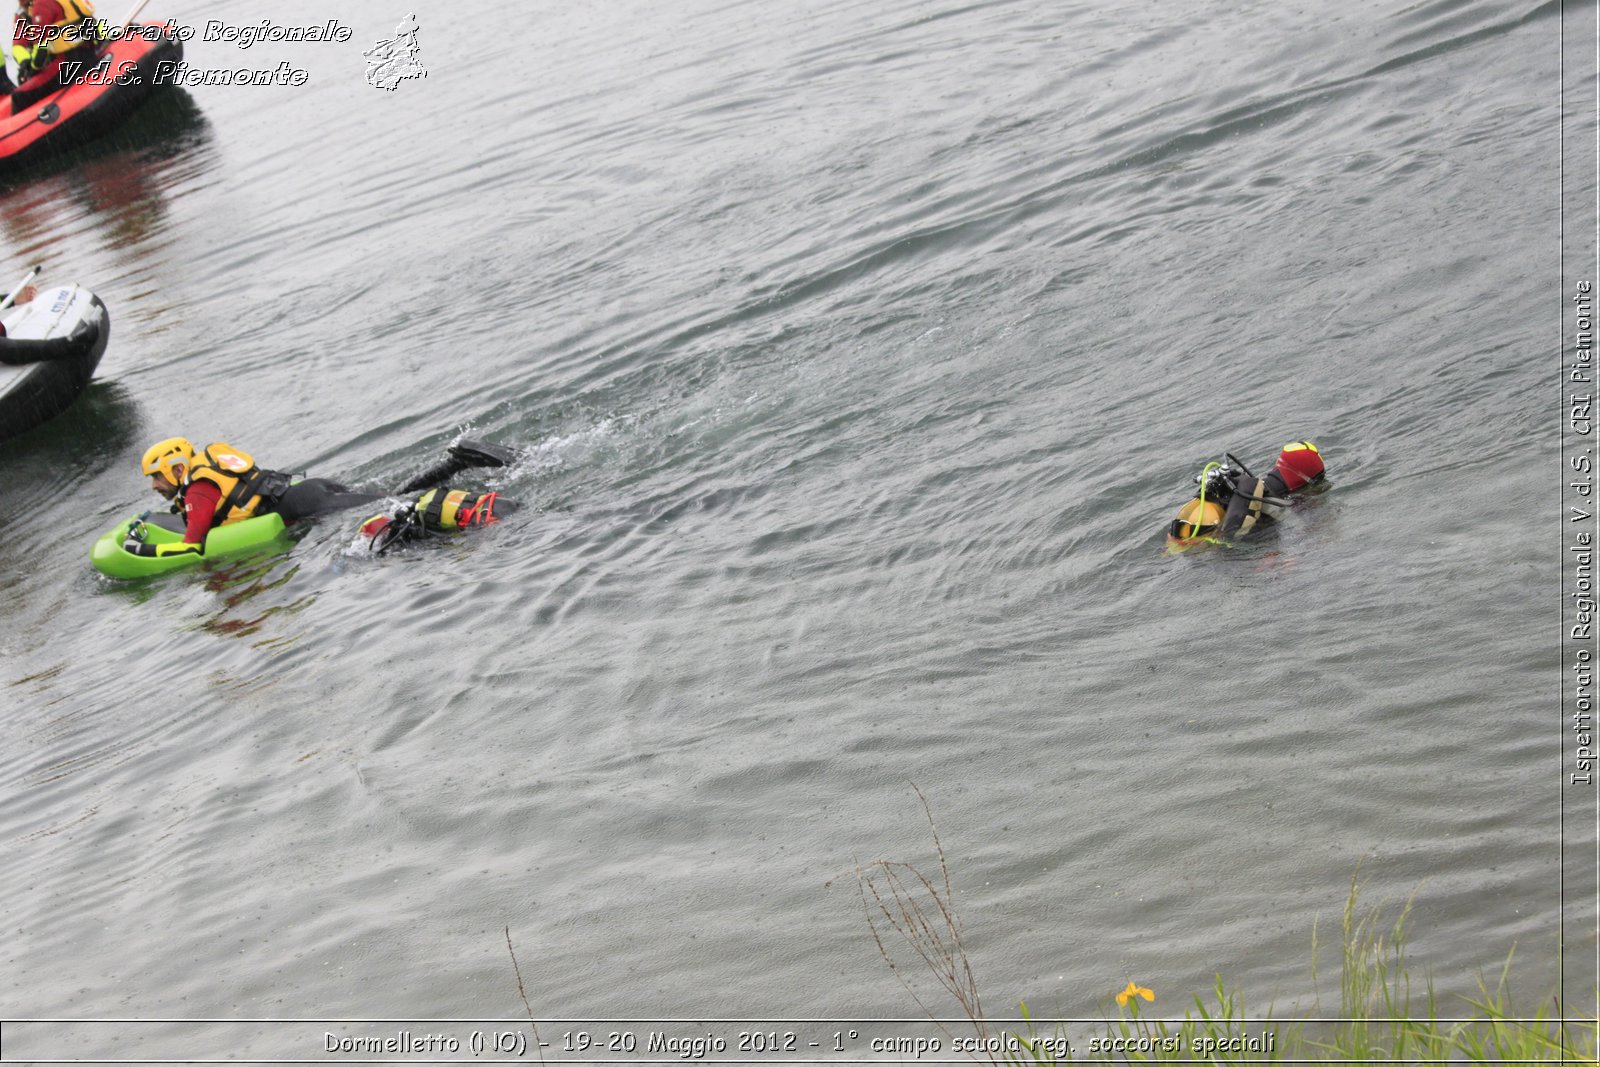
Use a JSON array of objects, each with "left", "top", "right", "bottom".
[{"left": 1116, "top": 981, "right": 1154, "bottom": 1007}]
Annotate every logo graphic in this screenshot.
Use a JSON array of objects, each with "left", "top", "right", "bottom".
[{"left": 364, "top": 13, "right": 426, "bottom": 91}]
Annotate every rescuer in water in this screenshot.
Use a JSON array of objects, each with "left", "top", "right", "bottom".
[
  {"left": 128, "top": 437, "right": 517, "bottom": 559},
  {"left": 1166, "top": 440, "right": 1326, "bottom": 551}
]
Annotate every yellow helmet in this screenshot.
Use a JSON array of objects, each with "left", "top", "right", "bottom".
[
  {"left": 141, "top": 437, "right": 195, "bottom": 484},
  {"left": 1167, "top": 498, "right": 1225, "bottom": 544}
]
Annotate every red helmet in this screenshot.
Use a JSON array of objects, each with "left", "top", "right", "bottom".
[{"left": 1274, "top": 441, "right": 1324, "bottom": 492}]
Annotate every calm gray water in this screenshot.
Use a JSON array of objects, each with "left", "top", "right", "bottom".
[{"left": 0, "top": 0, "right": 1584, "bottom": 1058}]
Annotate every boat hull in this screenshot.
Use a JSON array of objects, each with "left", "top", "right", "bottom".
[
  {"left": 0, "top": 284, "right": 109, "bottom": 442},
  {"left": 0, "top": 25, "right": 183, "bottom": 173}
]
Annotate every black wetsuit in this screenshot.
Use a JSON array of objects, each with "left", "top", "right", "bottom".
[{"left": 269, "top": 478, "right": 386, "bottom": 522}]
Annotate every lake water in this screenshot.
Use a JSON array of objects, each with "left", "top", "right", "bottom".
[{"left": 0, "top": 0, "right": 1592, "bottom": 1061}]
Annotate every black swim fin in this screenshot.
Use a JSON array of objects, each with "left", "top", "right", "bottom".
[
  {"left": 396, "top": 438, "right": 525, "bottom": 494},
  {"left": 448, "top": 439, "right": 520, "bottom": 469}
]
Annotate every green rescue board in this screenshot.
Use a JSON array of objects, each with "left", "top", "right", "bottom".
[{"left": 90, "top": 512, "right": 290, "bottom": 579}]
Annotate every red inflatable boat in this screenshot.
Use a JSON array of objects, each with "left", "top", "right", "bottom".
[{"left": 0, "top": 23, "right": 181, "bottom": 175}]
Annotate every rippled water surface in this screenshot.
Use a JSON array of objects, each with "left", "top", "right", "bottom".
[{"left": 0, "top": 0, "right": 1583, "bottom": 1055}]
